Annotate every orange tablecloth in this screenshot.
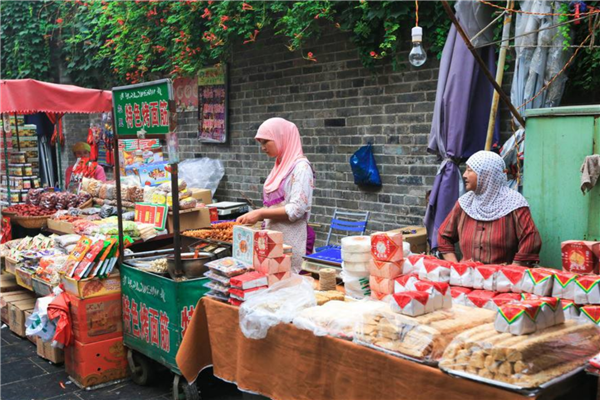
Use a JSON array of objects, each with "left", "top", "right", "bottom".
[{"left": 177, "top": 298, "right": 592, "bottom": 400}]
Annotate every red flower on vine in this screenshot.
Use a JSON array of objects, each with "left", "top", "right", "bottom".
[
  {"left": 370, "top": 51, "right": 377, "bottom": 57},
  {"left": 242, "top": 3, "right": 253, "bottom": 11},
  {"left": 202, "top": 8, "right": 212, "bottom": 19},
  {"left": 117, "top": 19, "right": 125, "bottom": 26},
  {"left": 220, "top": 15, "right": 230, "bottom": 22},
  {"left": 306, "top": 52, "right": 317, "bottom": 62},
  {"left": 56, "top": 18, "right": 63, "bottom": 24},
  {"left": 243, "top": 29, "right": 259, "bottom": 44}
]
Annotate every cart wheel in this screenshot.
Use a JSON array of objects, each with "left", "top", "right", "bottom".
[
  {"left": 127, "top": 349, "right": 155, "bottom": 386},
  {"left": 173, "top": 374, "right": 200, "bottom": 400}
]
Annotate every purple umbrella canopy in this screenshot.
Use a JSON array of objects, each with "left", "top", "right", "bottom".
[{"left": 424, "top": 0, "right": 500, "bottom": 249}]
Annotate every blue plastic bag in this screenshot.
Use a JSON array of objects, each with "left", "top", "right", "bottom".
[{"left": 350, "top": 143, "right": 382, "bottom": 186}]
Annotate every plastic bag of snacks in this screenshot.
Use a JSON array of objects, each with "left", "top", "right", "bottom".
[
  {"left": 55, "top": 192, "right": 71, "bottom": 210},
  {"left": 77, "top": 191, "right": 91, "bottom": 207},
  {"left": 39, "top": 192, "right": 57, "bottom": 210},
  {"left": 179, "top": 197, "right": 197, "bottom": 210},
  {"left": 27, "top": 188, "right": 44, "bottom": 206}
]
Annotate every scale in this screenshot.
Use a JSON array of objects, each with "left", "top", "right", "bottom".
[{"left": 207, "top": 201, "right": 249, "bottom": 219}]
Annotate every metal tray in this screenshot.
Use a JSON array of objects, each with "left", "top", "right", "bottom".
[
  {"left": 441, "top": 365, "right": 586, "bottom": 396},
  {"left": 355, "top": 339, "right": 439, "bottom": 367}
]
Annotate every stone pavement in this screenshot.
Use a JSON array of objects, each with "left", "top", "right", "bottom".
[{"left": 1, "top": 325, "right": 244, "bottom": 400}]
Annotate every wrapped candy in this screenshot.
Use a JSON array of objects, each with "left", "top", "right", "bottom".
[
  {"left": 390, "top": 291, "right": 437, "bottom": 316},
  {"left": 487, "top": 293, "right": 522, "bottom": 310},
  {"left": 472, "top": 265, "right": 500, "bottom": 291},
  {"left": 562, "top": 299, "right": 580, "bottom": 320},
  {"left": 368, "top": 259, "right": 405, "bottom": 279},
  {"left": 394, "top": 273, "right": 419, "bottom": 293},
  {"left": 369, "top": 276, "right": 395, "bottom": 295},
  {"left": 370, "top": 231, "right": 403, "bottom": 262},
  {"left": 579, "top": 305, "right": 600, "bottom": 326},
  {"left": 497, "top": 265, "right": 529, "bottom": 293},
  {"left": 521, "top": 268, "right": 554, "bottom": 296},
  {"left": 552, "top": 270, "right": 578, "bottom": 300},
  {"left": 464, "top": 290, "right": 496, "bottom": 309},
  {"left": 450, "top": 286, "right": 472, "bottom": 306},
  {"left": 494, "top": 302, "right": 540, "bottom": 335},
  {"left": 413, "top": 280, "right": 452, "bottom": 310},
  {"left": 449, "top": 262, "right": 475, "bottom": 288},
  {"left": 418, "top": 258, "right": 452, "bottom": 283},
  {"left": 574, "top": 275, "right": 600, "bottom": 305}
]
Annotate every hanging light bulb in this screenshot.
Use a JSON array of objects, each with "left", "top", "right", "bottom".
[
  {"left": 409, "top": 26, "right": 427, "bottom": 67},
  {"left": 408, "top": 1, "right": 427, "bottom": 67}
]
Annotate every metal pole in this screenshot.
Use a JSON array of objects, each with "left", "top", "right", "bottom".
[
  {"left": 441, "top": 0, "right": 526, "bottom": 128},
  {"left": 111, "top": 111, "right": 125, "bottom": 265},
  {"left": 13, "top": 113, "right": 20, "bottom": 150},
  {"left": 169, "top": 99, "right": 182, "bottom": 275},
  {"left": 2, "top": 115, "right": 11, "bottom": 206},
  {"left": 485, "top": 0, "right": 514, "bottom": 150}
]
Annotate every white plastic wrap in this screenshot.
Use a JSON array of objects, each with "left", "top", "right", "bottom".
[
  {"left": 25, "top": 293, "right": 57, "bottom": 342},
  {"left": 293, "top": 300, "right": 387, "bottom": 339},
  {"left": 239, "top": 276, "right": 316, "bottom": 339},
  {"left": 178, "top": 158, "right": 225, "bottom": 195}
]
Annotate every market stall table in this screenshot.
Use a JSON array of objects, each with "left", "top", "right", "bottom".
[{"left": 177, "top": 297, "right": 596, "bottom": 400}]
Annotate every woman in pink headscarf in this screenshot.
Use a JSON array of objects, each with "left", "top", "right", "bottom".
[{"left": 237, "top": 117, "right": 315, "bottom": 272}]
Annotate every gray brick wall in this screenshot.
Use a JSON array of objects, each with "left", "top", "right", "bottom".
[{"left": 61, "top": 27, "right": 515, "bottom": 247}]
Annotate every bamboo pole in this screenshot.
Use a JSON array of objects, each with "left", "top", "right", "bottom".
[
  {"left": 441, "top": 0, "right": 526, "bottom": 128},
  {"left": 485, "top": 0, "right": 515, "bottom": 150}
]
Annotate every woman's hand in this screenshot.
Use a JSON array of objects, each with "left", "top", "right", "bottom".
[{"left": 236, "top": 209, "right": 263, "bottom": 225}]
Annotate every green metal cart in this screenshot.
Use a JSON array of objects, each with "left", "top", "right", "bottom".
[{"left": 121, "top": 263, "right": 209, "bottom": 400}]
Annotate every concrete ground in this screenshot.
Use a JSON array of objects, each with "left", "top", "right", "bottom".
[{"left": 0, "top": 325, "right": 245, "bottom": 400}]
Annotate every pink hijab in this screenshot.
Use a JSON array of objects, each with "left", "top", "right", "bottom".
[{"left": 255, "top": 117, "right": 307, "bottom": 193}]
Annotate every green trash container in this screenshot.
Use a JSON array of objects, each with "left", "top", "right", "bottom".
[{"left": 523, "top": 105, "right": 600, "bottom": 268}]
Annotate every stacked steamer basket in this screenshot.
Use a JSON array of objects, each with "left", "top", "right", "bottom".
[
  {"left": 340, "top": 236, "right": 371, "bottom": 299},
  {"left": 369, "top": 231, "right": 407, "bottom": 300}
]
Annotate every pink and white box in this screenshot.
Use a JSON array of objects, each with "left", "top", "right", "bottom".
[
  {"left": 578, "top": 305, "right": 600, "bottom": 326},
  {"left": 370, "top": 231, "right": 403, "bottom": 262},
  {"left": 368, "top": 259, "right": 405, "bottom": 279},
  {"left": 229, "top": 286, "right": 268, "bottom": 301},
  {"left": 406, "top": 255, "right": 434, "bottom": 275},
  {"left": 562, "top": 299, "right": 580, "bottom": 320},
  {"left": 465, "top": 290, "right": 496, "bottom": 309},
  {"left": 418, "top": 258, "right": 452, "bottom": 283},
  {"left": 521, "top": 298, "right": 564, "bottom": 329},
  {"left": 497, "top": 265, "right": 529, "bottom": 293},
  {"left": 394, "top": 273, "right": 419, "bottom": 293},
  {"left": 390, "top": 291, "right": 437, "bottom": 316},
  {"left": 574, "top": 275, "right": 600, "bottom": 305},
  {"left": 551, "top": 270, "right": 578, "bottom": 300},
  {"left": 253, "top": 254, "right": 291, "bottom": 275},
  {"left": 230, "top": 271, "right": 268, "bottom": 290},
  {"left": 449, "top": 263, "right": 475, "bottom": 288},
  {"left": 413, "top": 280, "right": 452, "bottom": 309},
  {"left": 254, "top": 230, "right": 284, "bottom": 259},
  {"left": 521, "top": 268, "right": 554, "bottom": 296},
  {"left": 267, "top": 271, "right": 292, "bottom": 286},
  {"left": 472, "top": 265, "right": 500, "bottom": 291},
  {"left": 450, "top": 287, "right": 472, "bottom": 306},
  {"left": 488, "top": 293, "right": 522, "bottom": 310},
  {"left": 369, "top": 276, "right": 395, "bottom": 295}
]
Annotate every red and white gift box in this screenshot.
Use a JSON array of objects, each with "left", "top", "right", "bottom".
[
  {"left": 472, "top": 265, "right": 500, "bottom": 291},
  {"left": 229, "top": 285, "right": 268, "bottom": 301},
  {"left": 561, "top": 240, "right": 600, "bottom": 275},
  {"left": 406, "top": 255, "right": 433, "bottom": 275},
  {"left": 390, "top": 291, "right": 437, "bottom": 316},
  {"left": 464, "top": 290, "right": 496, "bottom": 309},
  {"left": 253, "top": 254, "right": 291, "bottom": 275},
  {"left": 488, "top": 293, "right": 522, "bottom": 310},
  {"left": 254, "top": 230, "right": 284, "bottom": 259},
  {"left": 494, "top": 302, "right": 541, "bottom": 335},
  {"left": 449, "top": 262, "right": 475, "bottom": 288},
  {"left": 578, "top": 305, "right": 600, "bottom": 326},
  {"left": 370, "top": 231, "right": 403, "bottom": 262},
  {"left": 551, "top": 270, "right": 578, "bottom": 300},
  {"left": 370, "top": 290, "right": 389, "bottom": 301},
  {"left": 418, "top": 258, "right": 452, "bottom": 283},
  {"left": 368, "top": 259, "right": 405, "bottom": 279},
  {"left": 521, "top": 297, "right": 565, "bottom": 328},
  {"left": 497, "top": 265, "right": 529, "bottom": 293},
  {"left": 229, "top": 297, "right": 244, "bottom": 307},
  {"left": 413, "top": 280, "right": 452, "bottom": 309},
  {"left": 574, "top": 275, "right": 600, "bottom": 305},
  {"left": 521, "top": 268, "right": 554, "bottom": 296},
  {"left": 450, "top": 286, "right": 472, "bottom": 306},
  {"left": 267, "top": 271, "right": 291, "bottom": 286},
  {"left": 394, "top": 273, "right": 419, "bottom": 293},
  {"left": 369, "top": 276, "right": 395, "bottom": 295},
  {"left": 230, "top": 271, "right": 268, "bottom": 290},
  {"left": 562, "top": 299, "right": 580, "bottom": 320}
]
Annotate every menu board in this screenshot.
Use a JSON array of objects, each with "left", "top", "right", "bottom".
[{"left": 197, "top": 65, "right": 228, "bottom": 143}]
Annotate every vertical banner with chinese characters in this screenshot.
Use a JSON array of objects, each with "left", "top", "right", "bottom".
[
  {"left": 112, "top": 79, "right": 173, "bottom": 137},
  {"left": 197, "top": 64, "right": 228, "bottom": 143}
]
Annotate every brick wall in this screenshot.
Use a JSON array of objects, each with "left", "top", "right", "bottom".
[{"left": 62, "top": 26, "right": 514, "bottom": 246}]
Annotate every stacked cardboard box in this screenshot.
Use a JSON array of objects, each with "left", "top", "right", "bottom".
[{"left": 253, "top": 230, "right": 291, "bottom": 286}]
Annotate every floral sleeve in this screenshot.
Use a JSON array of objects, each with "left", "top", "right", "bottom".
[{"left": 284, "top": 162, "right": 314, "bottom": 222}]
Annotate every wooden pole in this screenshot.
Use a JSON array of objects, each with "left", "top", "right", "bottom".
[
  {"left": 485, "top": 0, "right": 514, "bottom": 150},
  {"left": 441, "top": 0, "right": 526, "bottom": 128}
]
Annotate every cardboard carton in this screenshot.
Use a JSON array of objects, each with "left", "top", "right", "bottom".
[
  {"left": 62, "top": 270, "right": 121, "bottom": 300},
  {"left": 37, "top": 337, "right": 64, "bottom": 364},
  {"left": 65, "top": 337, "right": 128, "bottom": 388},
  {"left": 0, "top": 274, "right": 20, "bottom": 293},
  {"left": 9, "top": 298, "right": 36, "bottom": 337},
  {"left": 190, "top": 188, "right": 212, "bottom": 205},
  {"left": 47, "top": 219, "right": 75, "bottom": 234},
  {"left": 69, "top": 293, "right": 122, "bottom": 344},
  {"left": 166, "top": 207, "right": 211, "bottom": 233},
  {"left": 1, "top": 291, "right": 34, "bottom": 323}
]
